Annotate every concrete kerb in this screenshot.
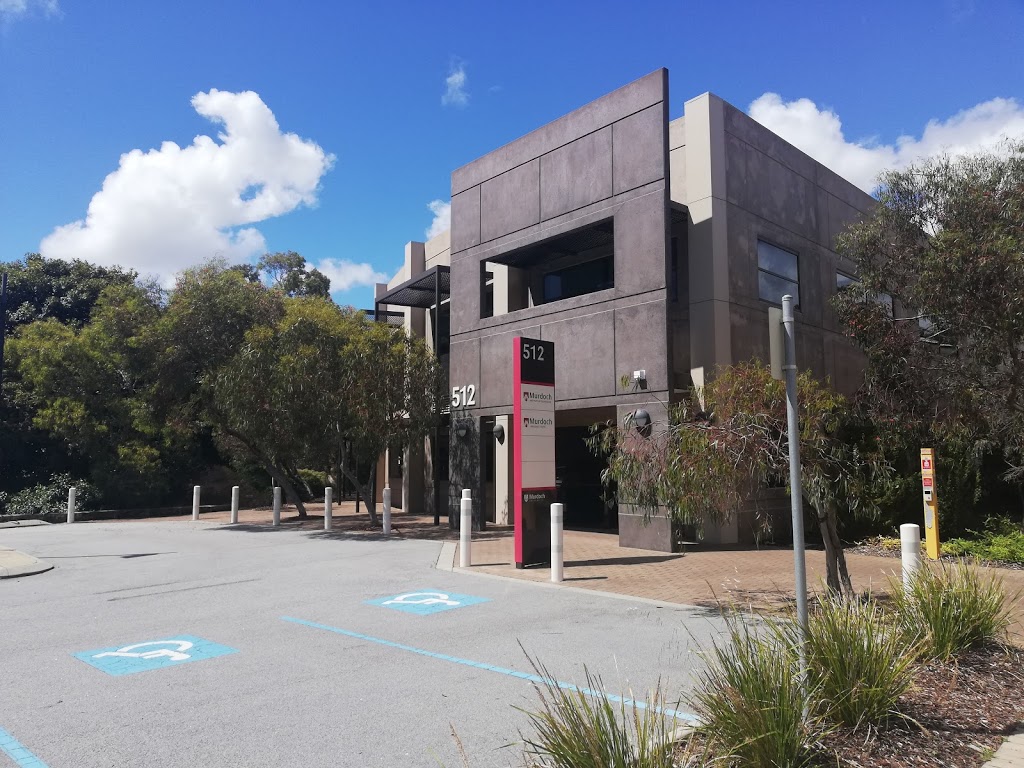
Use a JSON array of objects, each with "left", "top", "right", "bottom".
[{"left": 0, "top": 546, "right": 53, "bottom": 579}]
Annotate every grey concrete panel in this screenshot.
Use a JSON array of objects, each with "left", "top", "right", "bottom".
[
  {"left": 723, "top": 101, "right": 817, "bottom": 183},
  {"left": 541, "top": 310, "right": 616, "bottom": 401},
  {"left": 449, "top": 249, "right": 482, "bottom": 335},
  {"left": 613, "top": 104, "right": 667, "bottom": 195},
  {"left": 451, "top": 186, "right": 481, "bottom": 254},
  {"left": 477, "top": 326, "right": 539, "bottom": 409},
  {"left": 480, "top": 159, "right": 541, "bottom": 244},
  {"left": 452, "top": 69, "right": 667, "bottom": 195},
  {"left": 614, "top": 300, "right": 669, "bottom": 393},
  {"left": 613, "top": 187, "right": 669, "bottom": 296},
  {"left": 816, "top": 161, "right": 877, "bottom": 212},
  {"left": 449, "top": 336, "right": 480, "bottom": 402},
  {"left": 827, "top": 192, "right": 866, "bottom": 248},
  {"left": 618, "top": 511, "right": 676, "bottom": 552},
  {"left": 724, "top": 131, "right": 818, "bottom": 242},
  {"left": 539, "top": 127, "right": 613, "bottom": 220},
  {"left": 831, "top": 336, "right": 867, "bottom": 396}
]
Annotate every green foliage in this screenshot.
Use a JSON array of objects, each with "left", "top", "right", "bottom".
[
  {"left": 800, "top": 596, "right": 918, "bottom": 728},
  {"left": 691, "top": 617, "right": 823, "bottom": 768},
  {"left": 890, "top": 560, "right": 1014, "bottom": 660},
  {"left": 519, "top": 659, "right": 677, "bottom": 768},
  {"left": 256, "top": 251, "right": 331, "bottom": 298},
  {"left": 1, "top": 473, "right": 98, "bottom": 515},
  {"left": 946, "top": 525, "right": 1024, "bottom": 563},
  {"left": 297, "top": 469, "right": 328, "bottom": 496}
]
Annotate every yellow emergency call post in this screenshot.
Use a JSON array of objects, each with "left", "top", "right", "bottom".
[{"left": 920, "top": 448, "right": 941, "bottom": 560}]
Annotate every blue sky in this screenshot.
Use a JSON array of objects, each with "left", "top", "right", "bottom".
[{"left": 2, "top": 0, "right": 1023, "bottom": 309}]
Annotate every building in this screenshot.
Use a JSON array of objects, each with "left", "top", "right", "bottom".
[{"left": 374, "top": 68, "right": 873, "bottom": 552}]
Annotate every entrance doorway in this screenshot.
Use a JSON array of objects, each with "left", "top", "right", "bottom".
[{"left": 555, "top": 407, "right": 616, "bottom": 532}]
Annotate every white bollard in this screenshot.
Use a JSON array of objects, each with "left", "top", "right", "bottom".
[
  {"left": 66, "top": 486, "right": 77, "bottom": 524},
  {"left": 192, "top": 485, "right": 201, "bottom": 521},
  {"left": 383, "top": 487, "right": 392, "bottom": 536},
  {"left": 324, "top": 487, "right": 333, "bottom": 531},
  {"left": 272, "top": 486, "right": 282, "bottom": 527},
  {"left": 900, "top": 523, "right": 922, "bottom": 591},
  {"left": 230, "top": 486, "right": 239, "bottom": 524},
  {"left": 460, "top": 489, "right": 472, "bottom": 568},
  {"left": 551, "top": 503, "right": 564, "bottom": 583}
]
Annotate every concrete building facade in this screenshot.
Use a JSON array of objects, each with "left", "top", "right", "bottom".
[{"left": 376, "top": 68, "right": 872, "bottom": 552}]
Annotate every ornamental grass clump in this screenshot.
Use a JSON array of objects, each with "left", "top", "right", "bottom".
[
  {"left": 800, "top": 595, "right": 918, "bottom": 729},
  {"left": 519, "top": 659, "right": 679, "bottom": 768},
  {"left": 891, "top": 559, "right": 1014, "bottom": 660},
  {"left": 690, "top": 618, "right": 824, "bottom": 768}
]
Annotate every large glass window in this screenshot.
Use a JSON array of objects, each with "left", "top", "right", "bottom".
[
  {"left": 758, "top": 240, "right": 799, "bottom": 307},
  {"left": 542, "top": 256, "right": 613, "bottom": 303}
]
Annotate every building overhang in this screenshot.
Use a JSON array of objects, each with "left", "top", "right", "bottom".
[{"left": 375, "top": 265, "right": 450, "bottom": 309}]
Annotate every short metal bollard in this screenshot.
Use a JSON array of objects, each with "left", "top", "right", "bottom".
[
  {"left": 383, "top": 487, "right": 392, "bottom": 535},
  {"left": 67, "top": 486, "right": 77, "bottom": 524},
  {"left": 460, "top": 489, "right": 472, "bottom": 568},
  {"left": 324, "top": 486, "right": 333, "bottom": 531},
  {"left": 192, "top": 485, "right": 201, "bottom": 521},
  {"left": 900, "top": 523, "right": 922, "bottom": 591},
  {"left": 230, "top": 486, "right": 239, "bottom": 524},
  {"left": 551, "top": 502, "right": 564, "bottom": 583},
  {"left": 272, "top": 486, "right": 281, "bottom": 527}
]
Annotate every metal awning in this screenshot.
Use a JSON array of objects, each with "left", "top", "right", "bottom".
[{"left": 375, "top": 265, "right": 450, "bottom": 309}]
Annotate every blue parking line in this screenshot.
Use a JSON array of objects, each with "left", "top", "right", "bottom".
[
  {"left": 281, "top": 616, "right": 697, "bottom": 723},
  {"left": 0, "top": 727, "right": 49, "bottom": 768}
]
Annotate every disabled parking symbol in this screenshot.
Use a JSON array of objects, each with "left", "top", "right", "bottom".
[
  {"left": 74, "top": 635, "right": 238, "bottom": 676},
  {"left": 365, "top": 590, "right": 490, "bottom": 616}
]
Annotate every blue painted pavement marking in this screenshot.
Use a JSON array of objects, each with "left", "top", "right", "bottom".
[
  {"left": 74, "top": 634, "right": 238, "bottom": 676},
  {"left": 365, "top": 589, "right": 490, "bottom": 616},
  {"left": 0, "top": 726, "right": 49, "bottom": 768},
  {"left": 281, "top": 616, "right": 697, "bottom": 722}
]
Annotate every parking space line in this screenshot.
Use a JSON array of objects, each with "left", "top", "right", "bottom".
[
  {"left": 0, "top": 726, "right": 49, "bottom": 768},
  {"left": 280, "top": 616, "right": 697, "bottom": 722}
]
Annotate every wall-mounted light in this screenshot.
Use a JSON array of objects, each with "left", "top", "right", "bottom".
[
  {"left": 455, "top": 421, "right": 470, "bottom": 439},
  {"left": 628, "top": 408, "right": 652, "bottom": 437},
  {"left": 491, "top": 423, "right": 505, "bottom": 444}
]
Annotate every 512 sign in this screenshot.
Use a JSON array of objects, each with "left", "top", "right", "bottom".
[{"left": 451, "top": 384, "right": 477, "bottom": 408}]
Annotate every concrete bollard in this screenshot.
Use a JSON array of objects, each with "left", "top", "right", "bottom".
[
  {"left": 66, "top": 487, "right": 77, "bottom": 524},
  {"left": 230, "top": 486, "right": 239, "bottom": 524},
  {"left": 551, "top": 502, "right": 564, "bottom": 583},
  {"left": 460, "top": 489, "right": 472, "bottom": 568},
  {"left": 272, "top": 486, "right": 282, "bottom": 526},
  {"left": 324, "top": 487, "right": 333, "bottom": 531},
  {"left": 901, "top": 523, "right": 922, "bottom": 591},
  {"left": 383, "top": 487, "right": 392, "bottom": 536},
  {"left": 192, "top": 485, "right": 201, "bottom": 521}
]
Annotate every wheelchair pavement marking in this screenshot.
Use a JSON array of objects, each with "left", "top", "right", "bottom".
[
  {"left": 73, "top": 635, "right": 238, "bottom": 676},
  {"left": 0, "top": 726, "right": 49, "bottom": 768},
  {"left": 364, "top": 590, "right": 490, "bottom": 615},
  {"left": 280, "top": 616, "right": 697, "bottom": 723}
]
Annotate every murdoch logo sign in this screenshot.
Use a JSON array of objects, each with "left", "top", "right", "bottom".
[
  {"left": 522, "top": 416, "right": 554, "bottom": 430},
  {"left": 523, "top": 390, "right": 553, "bottom": 404}
]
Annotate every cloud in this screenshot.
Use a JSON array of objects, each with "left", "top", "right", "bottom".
[
  {"left": 748, "top": 93, "right": 1024, "bottom": 192},
  {"left": 0, "top": 0, "right": 59, "bottom": 20},
  {"left": 442, "top": 62, "right": 468, "bottom": 107},
  {"left": 425, "top": 199, "right": 450, "bottom": 239},
  {"left": 41, "top": 89, "right": 334, "bottom": 283},
  {"left": 314, "top": 258, "right": 388, "bottom": 293}
]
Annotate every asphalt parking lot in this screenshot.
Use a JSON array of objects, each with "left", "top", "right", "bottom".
[{"left": 0, "top": 521, "right": 725, "bottom": 767}]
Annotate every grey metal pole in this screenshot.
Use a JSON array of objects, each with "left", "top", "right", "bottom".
[{"left": 782, "top": 294, "right": 809, "bottom": 654}]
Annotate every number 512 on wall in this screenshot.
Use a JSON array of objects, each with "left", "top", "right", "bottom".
[{"left": 451, "top": 385, "right": 477, "bottom": 408}]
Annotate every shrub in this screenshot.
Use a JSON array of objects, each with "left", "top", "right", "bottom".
[
  {"left": 945, "top": 520, "right": 1024, "bottom": 564},
  {"left": 690, "top": 618, "right": 823, "bottom": 767},
  {"left": 1, "top": 474, "right": 99, "bottom": 516},
  {"left": 519, "top": 659, "right": 678, "bottom": 768},
  {"left": 800, "top": 596, "right": 917, "bottom": 728},
  {"left": 297, "top": 468, "right": 328, "bottom": 496},
  {"left": 890, "top": 559, "right": 1014, "bottom": 660}
]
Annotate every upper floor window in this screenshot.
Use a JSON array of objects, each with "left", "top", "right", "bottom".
[
  {"left": 837, "top": 271, "right": 893, "bottom": 315},
  {"left": 758, "top": 240, "right": 799, "bottom": 307}
]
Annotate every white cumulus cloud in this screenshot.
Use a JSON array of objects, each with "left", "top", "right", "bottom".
[
  {"left": 442, "top": 62, "right": 468, "bottom": 107},
  {"left": 425, "top": 199, "right": 450, "bottom": 239},
  {"left": 748, "top": 93, "right": 1024, "bottom": 192},
  {"left": 314, "top": 258, "right": 388, "bottom": 293},
  {"left": 41, "top": 89, "right": 335, "bottom": 282}
]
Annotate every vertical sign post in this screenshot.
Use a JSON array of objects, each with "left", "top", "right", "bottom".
[
  {"left": 920, "top": 448, "right": 941, "bottom": 560},
  {"left": 513, "top": 337, "right": 555, "bottom": 568}
]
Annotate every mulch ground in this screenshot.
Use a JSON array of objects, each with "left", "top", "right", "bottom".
[
  {"left": 676, "top": 643, "right": 1024, "bottom": 767},
  {"left": 851, "top": 539, "right": 1024, "bottom": 572}
]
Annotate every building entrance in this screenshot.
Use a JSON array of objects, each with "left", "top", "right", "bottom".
[{"left": 555, "top": 408, "right": 616, "bottom": 532}]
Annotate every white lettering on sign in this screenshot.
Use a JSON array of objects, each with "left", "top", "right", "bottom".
[
  {"left": 93, "top": 640, "right": 194, "bottom": 662},
  {"left": 451, "top": 385, "right": 477, "bottom": 408},
  {"left": 522, "top": 343, "right": 546, "bottom": 362},
  {"left": 383, "top": 592, "right": 460, "bottom": 607},
  {"left": 922, "top": 458, "right": 932, "bottom": 470}
]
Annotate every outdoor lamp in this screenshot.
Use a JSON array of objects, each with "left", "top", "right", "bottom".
[
  {"left": 630, "top": 409, "right": 652, "bottom": 437},
  {"left": 491, "top": 423, "right": 505, "bottom": 444},
  {"left": 455, "top": 421, "right": 470, "bottom": 439}
]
